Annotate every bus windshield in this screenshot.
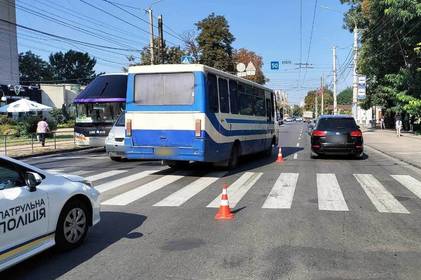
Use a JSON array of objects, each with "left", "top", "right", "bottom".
[
  {"left": 76, "top": 102, "right": 124, "bottom": 123},
  {"left": 134, "top": 72, "right": 195, "bottom": 105}
]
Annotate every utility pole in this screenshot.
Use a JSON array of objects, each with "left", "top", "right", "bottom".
[
  {"left": 333, "top": 46, "right": 337, "bottom": 115},
  {"left": 315, "top": 89, "right": 318, "bottom": 118},
  {"left": 158, "top": 15, "right": 164, "bottom": 64},
  {"left": 321, "top": 75, "right": 324, "bottom": 115},
  {"left": 147, "top": 9, "right": 155, "bottom": 65},
  {"left": 352, "top": 26, "right": 358, "bottom": 122}
]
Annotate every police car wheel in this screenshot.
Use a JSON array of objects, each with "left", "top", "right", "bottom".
[{"left": 55, "top": 200, "right": 89, "bottom": 250}]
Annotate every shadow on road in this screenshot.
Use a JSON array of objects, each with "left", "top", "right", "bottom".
[{"left": 1, "top": 211, "right": 147, "bottom": 280}]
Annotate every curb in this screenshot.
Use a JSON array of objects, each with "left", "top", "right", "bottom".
[
  {"left": 14, "top": 147, "right": 101, "bottom": 160},
  {"left": 363, "top": 129, "right": 421, "bottom": 141},
  {"left": 365, "top": 144, "right": 421, "bottom": 171}
]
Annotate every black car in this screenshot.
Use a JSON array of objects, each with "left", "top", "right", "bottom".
[{"left": 310, "top": 115, "right": 363, "bottom": 158}]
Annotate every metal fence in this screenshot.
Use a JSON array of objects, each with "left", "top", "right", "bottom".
[{"left": 0, "top": 131, "right": 76, "bottom": 157}]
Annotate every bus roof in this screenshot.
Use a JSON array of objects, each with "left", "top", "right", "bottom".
[{"left": 128, "top": 64, "right": 273, "bottom": 92}]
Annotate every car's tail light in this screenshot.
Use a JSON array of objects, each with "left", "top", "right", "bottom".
[
  {"left": 312, "top": 130, "right": 326, "bottom": 137},
  {"left": 126, "top": 119, "right": 132, "bottom": 137},
  {"left": 195, "top": 119, "right": 201, "bottom": 137},
  {"left": 350, "top": 130, "right": 362, "bottom": 137}
]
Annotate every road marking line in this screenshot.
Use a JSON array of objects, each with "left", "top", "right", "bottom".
[
  {"left": 317, "top": 174, "right": 349, "bottom": 211},
  {"left": 95, "top": 170, "right": 160, "bottom": 193},
  {"left": 85, "top": 170, "right": 127, "bottom": 182},
  {"left": 46, "top": 169, "right": 65, "bottom": 174},
  {"left": 293, "top": 153, "right": 298, "bottom": 160},
  {"left": 207, "top": 172, "right": 263, "bottom": 208},
  {"left": 153, "top": 172, "right": 226, "bottom": 207},
  {"left": 73, "top": 170, "right": 91, "bottom": 176},
  {"left": 391, "top": 175, "right": 421, "bottom": 199},
  {"left": 296, "top": 143, "right": 300, "bottom": 147},
  {"left": 102, "top": 174, "right": 185, "bottom": 206},
  {"left": 354, "top": 174, "right": 409, "bottom": 214},
  {"left": 262, "top": 173, "right": 299, "bottom": 209}
]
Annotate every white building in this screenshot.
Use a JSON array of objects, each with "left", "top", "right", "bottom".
[
  {"left": 40, "top": 84, "right": 83, "bottom": 109},
  {"left": 0, "top": 0, "right": 19, "bottom": 85}
]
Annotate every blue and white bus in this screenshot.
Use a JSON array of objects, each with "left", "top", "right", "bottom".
[{"left": 125, "top": 64, "right": 278, "bottom": 168}]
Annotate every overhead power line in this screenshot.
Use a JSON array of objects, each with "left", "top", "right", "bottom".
[
  {"left": 0, "top": 18, "right": 141, "bottom": 52},
  {"left": 302, "top": 0, "right": 318, "bottom": 85}
]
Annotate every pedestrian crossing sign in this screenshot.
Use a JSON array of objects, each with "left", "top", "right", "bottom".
[{"left": 181, "top": 55, "right": 193, "bottom": 64}]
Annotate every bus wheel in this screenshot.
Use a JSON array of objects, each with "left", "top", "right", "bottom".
[
  {"left": 166, "top": 161, "right": 189, "bottom": 169},
  {"left": 227, "top": 144, "right": 239, "bottom": 169}
]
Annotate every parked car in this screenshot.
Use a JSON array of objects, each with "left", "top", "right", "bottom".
[
  {"left": 295, "top": 117, "right": 303, "bottom": 122},
  {"left": 0, "top": 156, "right": 100, "bottom": 272},
  {"left": 105, "top": 112, "right": 126, "bottom": 161},
  {"left": 310, "top": 115, "right": 363, "bottom": 159}
]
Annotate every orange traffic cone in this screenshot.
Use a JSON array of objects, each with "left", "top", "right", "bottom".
[
  {"left": 215, "top": 184, "right": 234, "bottom": 220},
  {"left": 276, "top": 147, "right": 284, "bottom": 163}
]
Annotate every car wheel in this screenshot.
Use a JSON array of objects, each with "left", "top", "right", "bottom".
[
  {"left": 110, "top": 156, "right": 123, "bottom": 161},
  {"left": 354, "top": 151, "right": 364, "bottom": 160},
  {"left": 55, "top": 200, "right": 89, "bottom": 251}
]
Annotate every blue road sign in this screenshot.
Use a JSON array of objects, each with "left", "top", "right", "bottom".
[
  {"left": 271, "top": 61, "right": 280, "bottom": 70},
  {"left": 181, "top": 55, "right": 194, "bottom": 64}
]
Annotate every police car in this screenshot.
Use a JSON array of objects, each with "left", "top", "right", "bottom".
[{"left": 0, "top": 156, "right": 100, "bottom": 272}]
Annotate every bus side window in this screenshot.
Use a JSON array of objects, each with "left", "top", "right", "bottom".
[
  {"left": 207, "top": 73, "right": 219, "bottom": 112},
  {"left": 229, "top": 80, "right": 239, "bottom": 114},
  {"left": 266, "top": 98, "right": 272, "bottom": 121},
  {"left": 218, "top": 78, "right": 229, "bottom": 113}
]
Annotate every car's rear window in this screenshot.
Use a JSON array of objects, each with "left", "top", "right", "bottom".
[{"left": 316, "top": 118, "right": 357, "bottom": 130}]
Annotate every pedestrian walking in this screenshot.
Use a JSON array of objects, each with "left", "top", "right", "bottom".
[
  {"left": 36, "top": 118, "right": 50, "bottom": 146},
  {"left": 380, "top": 116, "right": 385, "bottom": 130},
  {"left": 395, "top": 114, "right": 402, "bottom": 137}
]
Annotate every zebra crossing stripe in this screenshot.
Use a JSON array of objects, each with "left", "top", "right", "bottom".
[
  {"left": 354, "top": 174, "right": 409, "bottom": 214},
  {"left": 262, "top": 173, "right": 299, "bottom": 209},
  {"left": 317, "top": 174, "right": 349, "bottom": 211},
  {"left": 207, "top": 172, "right": 263, "bottom": 208},
  {"left": 391, "top": 175, "right": 421, "bottom": 199},
  {"left": 46, "top": 169, "right": 65, "bottom": 174},
  {"left": 153, "top": 172, "right": 226, "bottom": 207},
  {"left": 95, "top": 170, "right": 159, "bottom": 193},
  {"left": 102, "top": 174, "right": 185, "bottom": 206},
  {"left": 85, "top": 170, "right": 128, "bottom": 182}
]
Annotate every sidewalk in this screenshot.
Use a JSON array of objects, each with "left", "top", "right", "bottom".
[{"left": 363, "top": 129, "right": 421, "bottom": 169}]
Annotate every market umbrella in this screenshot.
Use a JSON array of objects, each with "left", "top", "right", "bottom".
[{"left": 0, "top": 99, "right": 52, "bottom": 113}]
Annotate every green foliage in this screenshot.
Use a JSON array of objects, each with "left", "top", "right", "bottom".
[
  {"left": 57, "top": 119, "right": 75, "bottom": 128},
  {"left": 196, "top": 13, "right": 235, "bottom": 72},
  {"left": 337, "top": 87, "right": 353, "bottom": 105},
  {"left": 49, "top": 108, "right": 65, "bottom": 124},
  {"left": 0, "top": 124, "right": 18, "bottom": 136},
  {"left": 0, "top": 115, "right": 16, "bottom": 126},
  {"left": 340, "top": 0, "right": 421, "bottom": 113},
  {"left": 304, "top": 88, "right": 334, "bottom": 114},
  {"left": 19, "top": 51, "right": 53, "bottom": 84},
  {"left": 136, "top": 38, "right": 185, "bottom": 66},
  {"left": 49, "top": 50, "right": 97, "bottom": 84},
  {"left": 15, "top": 117, "right": 57, "bottom": 136},
  {"left": 292, "top": 105, "right": 303, "bottom": 117}
]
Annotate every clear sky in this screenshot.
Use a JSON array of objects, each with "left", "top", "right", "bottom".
[{"left": 11, "top": 0, "right": 355, "bottom": 105}]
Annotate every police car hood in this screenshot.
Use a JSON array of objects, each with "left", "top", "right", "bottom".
[{"left": 60, "top": 174, "right": 86, "bottom": 183}]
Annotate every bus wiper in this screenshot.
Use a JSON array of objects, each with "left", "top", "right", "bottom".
[{"left": 99, "top": 82, "right": 109, "bottom": 97}]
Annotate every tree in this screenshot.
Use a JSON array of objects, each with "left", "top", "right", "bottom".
[
  {"left": 340, "top": 0, "right": 421, "bottom": 118},
  {"left": 233, "top": 48, "right": 268, "bottom": 85},
  {"left": 195, "top": 13, "right": 235, "bottom": 72},
  {"left": 304, "top": 88, "right": 334, "bottom": 114},
  {"left": 49, "top": 50, "right": 97, "bottom": 84},
  {"left": 182, "top": 30, "right": 200, "bottom": 62},
  {"left": 292, "top": 105, "right": 303, "bottom": 117},
  {"left": 128, "top": 38, "right": 185, "bottom": 67},
  {"left": 19, "top": 51, "right": 53, "bottom": 84},
  {"left": 337, "top": 87, "right": 353, "bottom": 105}
]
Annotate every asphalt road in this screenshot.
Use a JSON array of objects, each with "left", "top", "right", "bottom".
[{"left": 3, "top": 122, "right": 421, "bottom": 280}]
